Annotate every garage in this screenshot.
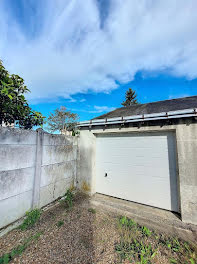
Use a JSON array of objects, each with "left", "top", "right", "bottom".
[
  {"left": 79, "top": 96, "right": 197, "bottom": 224},
  {"left": 95, "top": 132, "right": 179, "bottom": 212}
]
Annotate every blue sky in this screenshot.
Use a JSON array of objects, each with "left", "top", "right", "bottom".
[{"left": 0, "top": 0, "right": 197, "bottom": 121}]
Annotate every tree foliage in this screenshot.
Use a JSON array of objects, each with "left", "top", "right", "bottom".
[
  {"left": 47, "top": 106, "right": 78, "bottom": 134},
  {"left": 121, "top": 88, "right": 139, "bottom": 106},
  {"left": 0, "top": 60, "right": 45, "bottom": 129}
]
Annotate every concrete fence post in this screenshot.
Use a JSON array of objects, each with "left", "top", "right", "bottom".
[{"left": 32, "top": 128, "right": 44, "bottom": 208}]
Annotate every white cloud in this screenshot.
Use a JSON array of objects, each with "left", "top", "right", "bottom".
[
  {"left": 90, "top": 105, "right": 115, "bottom": 113},
  {"left": 69, "top": 105, "right": 115, "bottom": 114},
  {"left": 0, "top": 0, "right": 197, "bottom": 102},
  {"left": 168, "top": 94, "right": 190, "bottom": 100}
]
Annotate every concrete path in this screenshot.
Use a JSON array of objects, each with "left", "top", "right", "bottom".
[{"left": 90, "top": 193, "right": 197, "bottom": 243}]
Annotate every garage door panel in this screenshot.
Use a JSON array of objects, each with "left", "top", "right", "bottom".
[
  {"left": 96, "top": 132, "right": 179, "bottom": 212},
  {"left": 98, "top": 147, "right": 169, "bottom": 158},
  {"left": 98, "top": 165, "right": 170, "bottom": 179},
  {"left": 97, "top": 142, "right": 169, "bottom": 151},
  {"left": 99, "top": 158, "right": 171, "bottom": 175},
  {"left": 97, "top": 180, "right": 172, "bottom": 210},
  {"left": 101, "top": 152, "right": 169, "bottom": 162}
]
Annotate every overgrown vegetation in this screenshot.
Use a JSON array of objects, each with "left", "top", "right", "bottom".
[
  {"left": 115, "top": 216, "right": 197, "bottom": 264},
  {"left": 0, "top": 232, "right": 42, "bottom": 264},
  {"left": 19, "top": 208, "right": 42, "bottom": 230},
  {"left": 60, "top": 189, "right": 74, "bottom": 209}
]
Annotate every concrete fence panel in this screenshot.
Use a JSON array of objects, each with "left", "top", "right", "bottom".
[{"left": 0, "top": 127, "right": 78, "bottom": 229}]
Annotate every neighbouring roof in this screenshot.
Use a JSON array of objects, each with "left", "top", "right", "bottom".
[{"left": 93, "top": 96, "right": 197, "bottom": 120}]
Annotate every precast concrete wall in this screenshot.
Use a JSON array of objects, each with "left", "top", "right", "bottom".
[{"left": 0, "top": 127, "right": 78, "bottom": 229}]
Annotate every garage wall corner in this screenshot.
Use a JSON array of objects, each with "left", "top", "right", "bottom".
[
  {"left": 176, "top": 123, "right": 197, "bottom": 225},
  {"left": 78, "top": 130, "right": 96, "bottom": 194}
]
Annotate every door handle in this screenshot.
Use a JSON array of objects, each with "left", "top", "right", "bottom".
[{"left": 105, "top": 173, "right": 107, "bottom": 177}]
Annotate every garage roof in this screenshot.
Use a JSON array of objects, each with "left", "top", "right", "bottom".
[
  {"left": 94, "top": 95, "right": 197, "bottom": 120},
  {"left": 79, "top": 95, "right": 197, "bottom": 127}
]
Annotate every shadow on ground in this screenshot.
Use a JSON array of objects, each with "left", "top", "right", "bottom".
[
  {"left": 0, "top": 192, "right": 119, "bottom": 264},
  {"left": 0, "top": 192, "right": 197, "bottom": 264}
]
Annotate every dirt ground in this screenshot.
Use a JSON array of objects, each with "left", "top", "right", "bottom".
[{"left": 0, "top": 193, "right": 196, "bottom": 264}]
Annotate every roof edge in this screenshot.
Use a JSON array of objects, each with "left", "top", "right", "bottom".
[{"left": 78, "top": 108, "right": 197, "bottom": 127}]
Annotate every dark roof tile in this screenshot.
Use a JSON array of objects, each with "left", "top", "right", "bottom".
[{"left": 93, "top": 96, "right": 197, "bottom": 119}]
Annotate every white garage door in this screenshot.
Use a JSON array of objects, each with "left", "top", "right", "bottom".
[{"left": 96, "top": 132, "right": 179, "bottom": 212}]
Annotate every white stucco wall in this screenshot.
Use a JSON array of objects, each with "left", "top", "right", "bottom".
[{"left": 78, "top": 120, "right": 197, "bottom": 225}]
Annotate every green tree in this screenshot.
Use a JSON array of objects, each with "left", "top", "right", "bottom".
[
  {"left": 121, "top": 88, "right": 139, "bottom": 106},
  {"left": 0, "top": 60, "right": 45, "bottom": 129},
  {"left": 47, "top": 106, "right": 79, "bottom": 134}
]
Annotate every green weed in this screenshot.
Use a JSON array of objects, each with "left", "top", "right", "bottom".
[
  {"left": 166, "top": 238, "right": 181, "bottom": 252},
  {"left": 170, "top": 258, "right": 177, "bottom": 263},
  {"left": 88, "top": 208, "right": 96, "bottom": 214},
  {"left": 0, "top": 232, "right": 42, "bottom": 264},
  {"left": 119, "top": 216, "right": 137, "bottom": 229},
  {"left": 141, "top": 226, "right": 152, "bottom": 237},
  {"left": 115, "top": 238, "right": 157, "bottom": 263},
  {"left": 60, "top": 189, "right": 74, "bottom": 209},
  {"left": 190, "top": 258, "right": 196, "bottom": 264},
  {"left": 19, "top": 209, "right": 41, "bottom": 230},
  {"left": 57, "top": 220, "right": 64, "bottom": 227},
  {"left": 116, "top": 216, "right": 157, "bottom": 263},
  {"left": 116, "top": 216, "right": 197, "bottom": 264}
]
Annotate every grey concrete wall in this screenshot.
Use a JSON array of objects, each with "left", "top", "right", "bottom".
[
  {"left": 78, "top": 121, "right": 197, "bottom": 225},
  {"left": 176, "top": 122, "right": 197, "bottom": 224},
  {"left": 40, "top": 133, "right": 78, "bottom": 208},
  {"left": 0, "top": 127, "right": 78, "bottom": 229},
  {"left": 77, "top": 130, "right": 96, "bottom": 193}
]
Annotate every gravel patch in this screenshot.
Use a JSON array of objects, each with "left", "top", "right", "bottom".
[
  {"left": 0, "top": 193, "right": 119, "bottom": 264},
  {"left": 0, "top": 193, "right": 196, "bottom": 264}
]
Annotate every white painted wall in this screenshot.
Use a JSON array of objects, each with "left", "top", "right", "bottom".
[{"left": 0, "top": 127, "right": 78, "bottom": 229}]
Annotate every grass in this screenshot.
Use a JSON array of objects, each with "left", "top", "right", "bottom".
[
  {"left": 115, "top": 216, "right": 197, "bottom": 264},
  {"left": 0, "top": 232, "right": 42, "bottom": 264},
  {"left": 19, "top": 208, "right": 42, "bottom": 230}
]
